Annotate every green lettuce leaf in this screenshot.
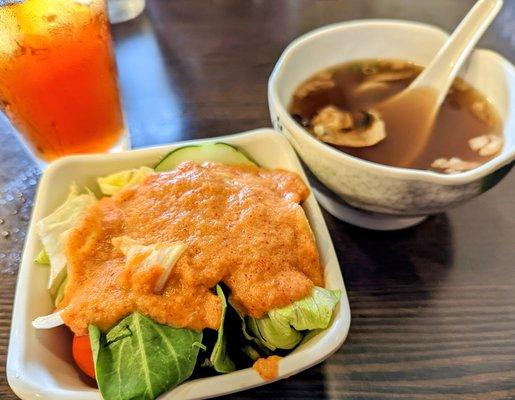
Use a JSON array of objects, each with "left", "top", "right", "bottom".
[
  {"left": 37, "top": 184, "right": 96, "bottom": 296},
  {"left": 242, "top": 345, "right": 261, "bottom": 361},
  {"left": 53, "top": 276, "right": 68, "bottom": 308},
  {"left": 209, "top": 285, "right": 235, "bottom": 373},
  {"left": 97, "top": 166, "right": 154, "bottom": 196},
  {"left": 89, "top": 312, "right": 202, "bottom": 400},
  {"left": 34, "top": 249, "right": 50, "bottom": 265},
  {"left": 33, "top": 249, "right": 68, "bottom": 307},
  {"left": 248, "top": 314, "right": 302, "bottom": 351},
  {"left": 269, "top": 286, "right": 341, "bottom": 331},
  {"left": 248, "top": 287, "right": 341, "bottom": 351},
  {"left": 228, "top": 297, "right": 270, "bottom": 355}
]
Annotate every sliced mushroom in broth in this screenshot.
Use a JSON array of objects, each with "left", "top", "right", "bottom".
[{"left": 289, "top": 59, "right": 504, "bottom": 173}]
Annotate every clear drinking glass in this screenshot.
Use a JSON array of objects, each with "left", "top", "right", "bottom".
[
  {"left": 108, "top": 0, "right": 145, "bottom": 24},
  {"left": 0, "top": 0, "right": 129, "bottom": 165}
]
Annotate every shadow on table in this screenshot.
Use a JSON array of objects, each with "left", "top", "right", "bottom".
[
  {"left": 326, "top": 210, "right": 454, "bottom": 294},
  {"left": 302, "top": 159, "right": 455, "bottom": 293}
]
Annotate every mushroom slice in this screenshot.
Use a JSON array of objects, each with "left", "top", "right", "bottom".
[
  {"left": 354, "top": 70, "right": 415, "bottom": 97},
  {"left": 353, "top": 81, "right": 389, "bottom": 97},
  {"left": 294, "top": 72, "right": 335, "bottom": 99},
  {"left": 389, "top": 60, "right": 408, "bottom": 70},
  {"left": 431, "top": 157, "right": 480, "bottom": 174},
  {"left": 312, "top": 105, "right": 354, "bottom": 137},
  {"left": 468, "top": 134, "right": 490, "bottom": 151},
  {"left": 470, "top": 101, "right": 496, "bottom": 127},
  {"left": 365, "top": 70, "right": 415, "bottom": 83},
  {"left": 469, "top": 134, "right": 503, "bottom": 157},
  {"left": 452, "top": 78, "right": 469, "bottom": 92},
  {"left": 313, "top": 107, "right": 386, "bottom": 148}
]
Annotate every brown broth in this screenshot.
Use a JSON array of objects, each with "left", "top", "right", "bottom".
[{"left": 289, "top": 59, "right": 503, "bottom": 172}]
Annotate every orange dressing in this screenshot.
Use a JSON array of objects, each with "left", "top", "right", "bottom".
[
  {"left": 60, "top": 162, "right": 323, "bottom": 335},
  {"left": 253, "top": 355, "right": 282, "bottom": 381}
]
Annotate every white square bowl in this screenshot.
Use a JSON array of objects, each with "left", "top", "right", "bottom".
[{"left": 7, "top": 128, "right": 351, "bottom": 400}]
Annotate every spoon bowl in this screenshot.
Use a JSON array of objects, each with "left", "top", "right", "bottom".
[{"left": 375, "top": 0, "right": 503, "bottom": 167}]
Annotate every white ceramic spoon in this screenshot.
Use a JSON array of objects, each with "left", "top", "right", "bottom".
[{"left": 375, "top": 0, "right": 503, "bottom": 167}]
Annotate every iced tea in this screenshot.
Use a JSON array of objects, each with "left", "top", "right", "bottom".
[{"left": 0, "top": 0, "right": 125, "bottom": 161}]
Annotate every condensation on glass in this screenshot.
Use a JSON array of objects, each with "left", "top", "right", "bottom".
[{"left": 0, "top": 0, "right": 128, "bottom": 164}]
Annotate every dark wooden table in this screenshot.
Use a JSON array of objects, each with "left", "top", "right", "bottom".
[{"left": 1, "top": 0, "right": 515, "bottom": 398}]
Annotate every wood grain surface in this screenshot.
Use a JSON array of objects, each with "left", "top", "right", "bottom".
[{"left": 1, "top": 0, "right": 514, "bottom": 399}]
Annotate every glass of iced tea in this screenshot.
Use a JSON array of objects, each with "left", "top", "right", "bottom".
[{"left": 0, "top": 0, "right": 128, "bottom": 165}]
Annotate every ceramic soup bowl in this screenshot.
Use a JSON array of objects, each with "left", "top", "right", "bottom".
[{"left": 268, "top": 20, "right": 515, "bottom": 229}]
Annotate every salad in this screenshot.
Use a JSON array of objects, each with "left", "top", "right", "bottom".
[{"left": 32, "top": 143, "right": 341, "bottom": 400}]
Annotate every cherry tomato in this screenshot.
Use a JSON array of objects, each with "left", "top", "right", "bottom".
[{"left": 72, "top": 334, "right": 95, "bottom": 379}]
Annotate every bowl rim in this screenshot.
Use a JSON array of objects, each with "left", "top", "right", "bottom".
[
  {"left": 268, "top": 19, "right": 515, "bottom": 186},
  {"left": 7, "top": 128, "right": 351, "bottom": 400}
]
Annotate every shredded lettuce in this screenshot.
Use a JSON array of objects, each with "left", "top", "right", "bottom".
[
  {"left": 54, "top": 276, "right": 68, "bottom": 307},
  {"left": 37, "top": 184, "right": 96, "bottom": 296},
  {"left": 32, "top": 310, "right": 65, "bottom": 329},
  {"left": 193, "top": 342, "right": 207, "bottom": 352},
  {"left": 114, "top": 236, "right": 186, "bottom": 293},
  {"left": 34, "top": 249, "right": 67, "bottom": 306},
  {"left": 248, "top": 287, "right": 341, "bottom": 351},
  {"left": 34, "top": 249, "right": 50, "bottom": 265},
  {"left": 97, "top": 166, "right": 154, "bottom": 196}
]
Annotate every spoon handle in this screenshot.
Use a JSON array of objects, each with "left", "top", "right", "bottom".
[{"left": 410, "top": 0, "right": 502, "bottom": 104}]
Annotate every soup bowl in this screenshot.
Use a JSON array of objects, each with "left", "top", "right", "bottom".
[{"left": 268, "top": 20, "right": 515, "bottom": 230}]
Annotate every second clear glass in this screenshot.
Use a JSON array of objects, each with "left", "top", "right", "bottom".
[{"left": 108, "top": 0, "right": 145, "bottom": 24}]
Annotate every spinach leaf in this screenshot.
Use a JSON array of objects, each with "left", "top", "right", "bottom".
[
  {"left": 209, "top": 285, "right": 235, "bottom": 373},
  {"left": 89, "top": 312, "right": 202, "bottom": 400}
]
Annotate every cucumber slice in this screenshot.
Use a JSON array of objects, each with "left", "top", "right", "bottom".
[{"left": 155, "top": 143, "right": 257, "bottom": 171}]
